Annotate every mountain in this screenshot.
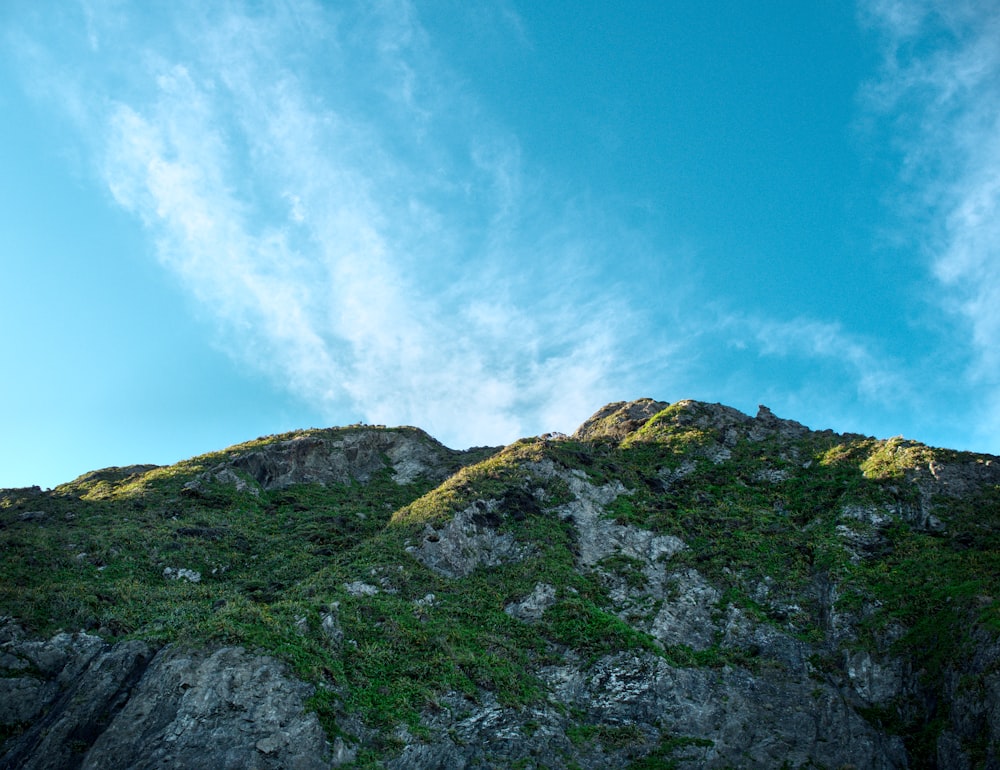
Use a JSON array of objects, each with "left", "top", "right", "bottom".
[{"left": 1, "top": 399, "right": 998, "bottom": 769}]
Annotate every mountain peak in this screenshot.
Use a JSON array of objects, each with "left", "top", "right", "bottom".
[
  {"left": 572, "top": 398, "right": 808, "bottom": 445},
  {"left": 571, "top": 397, "right": 671, "bottom": 441}
]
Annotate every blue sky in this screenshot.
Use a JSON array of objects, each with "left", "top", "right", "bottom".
[{"left": 2, "top": 0, "right": 999, "bottom": 489}]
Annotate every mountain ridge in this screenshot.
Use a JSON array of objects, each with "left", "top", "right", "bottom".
[{"left": 1, "top": 398, "right": 998, "bottom": 769}]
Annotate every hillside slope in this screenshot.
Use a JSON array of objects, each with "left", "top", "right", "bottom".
[{"left": 1, "top": 400, "right": 998, "bottom": 769}]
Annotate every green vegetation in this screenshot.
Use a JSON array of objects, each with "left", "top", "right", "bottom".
[
  {"left": 2, "top": 402, "right": 998, "bottom": 766},
  {"left": 545, "top": 403, "right": 1000, "bottom": 762},
  {"left": 567, "top": 722, "right": 647, "bottom": 748},
  {"left": 392, "top": 437, "right": 563, "bottom": 524},
  {"left": 624, "top": 732, "right": 713, "bottom": 770}
]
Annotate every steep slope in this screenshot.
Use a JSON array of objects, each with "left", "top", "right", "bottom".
[{"left": 1, "top": 401, "right": 998, "bottom": 769}]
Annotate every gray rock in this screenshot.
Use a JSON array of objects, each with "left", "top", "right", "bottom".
[
  {"left": 0, "top": 677, "right": 57, "bottom": 725},
  {"left": 406, "top": 500, "right": 531, "bottom": 578},
  {"left": 343, "top": 580, "right": 379, "bottom": 596},
  {"left": 321, "top": 603, "right": 344, "bottom": 645},
  {"left": 0, "top": 631, "right": 335, "bottom": 770},
  {"left": 542, "top": 652, "right": 908, "bottom": 769},
  {"left": 750, "top": 404, "right": 809, "bottom": 442},
  {"left": 80, "top": 646, "right": 331, "bottom": 770},
  {"left": 649, "top": 569, "right": 720, "bottom": 650},
  {"left": 934, "top": 628, "right": 1000, "bottom": 767},
  {"left": 227, "top": 428, "right": 462, "bottom": 490},
  {"left": 844, "top": 650, "right": 904, "bottom": 705},
  {"left": 572, "top": 398, "right": 671, "bottom": 442},
  {"left": 163, "top": 566, "right": 202, "bottom": 583},
  {"left": 656, "top": 459, "right": 697, "bottom": 490},
  {"left": 553, "top": 468, "right": 684, "bottom": 568},
  {"left": 184, "top": 467, "right": 262, "bottom": 498},
  {"left": 381, "top": 647, "right": 910, "bottom": 770},
  {"left": 0, "top": 638, "right": 155, "bottom": 770},
  {"left": 505, "top": 582, "right": 557, "bottom": 623}
]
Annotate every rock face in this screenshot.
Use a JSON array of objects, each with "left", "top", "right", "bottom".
[
  {"left": 571, "top": 398, "right": 670, "bottom": 442},
  {"left": 2, "top": 399, "right": 999, "bottom": 769},
  {"left": 0, "top": 620, "right": 334, "bottom": 770},
  {"left": 407, "top": 499, "right": 533, "bottom": 578},
  {"left": 380, "top": 454, "right": 914, "bottom": 769},
  {"left": 226, "top": 428, "right": 467, "bottom": 490}
]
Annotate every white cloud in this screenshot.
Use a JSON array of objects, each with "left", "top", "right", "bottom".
[
  {"left": 717, "top": 313, "right": 910, "bottom": 407},
  {"left": 12, "top": 0, "right": 978, "bottom": 452},
  {"left": 861, "top": 0, "right": 1000, "bottom": 438},
  {"left": 862, "top": 0, "right": 1000, "bottom": 444},
  {"left": 12, "top": 0, "right": 638, "bottom": 447}
]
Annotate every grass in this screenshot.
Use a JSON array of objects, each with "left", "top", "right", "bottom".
[
  {"left": 2, "top": 405, "right": 998, "bottom": 767},
  {"left": 624, "top": 732, "right": 714, "bottom": 770}
]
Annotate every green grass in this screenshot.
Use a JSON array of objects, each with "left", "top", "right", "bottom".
[
  {"left": 624, "top": 732, "right": 713, "bottom": 770},
  {"left": 2, "top": 408, "right": 999, "bottom": 766}
]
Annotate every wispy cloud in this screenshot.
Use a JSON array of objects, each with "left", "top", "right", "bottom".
[
  {"left": 12, "top": 0, "right": 981, "bottom": 451},
  {"left": 861, "top": 0, "right": 1000, "bottom": 439},
  {"left": 746, "top": 316, "right": 907, "bottom": 403},
  {"left": 703, "top": 309, "right": 915, "bottom": 438},
  {"left": 10, "top": 0, "right": 636, "bottom": 445}
]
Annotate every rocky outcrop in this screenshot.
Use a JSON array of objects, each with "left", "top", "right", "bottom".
[
  {"left": 551, "top": 465, "right": 684, "bottom": 568},
  {"left": 407, "top": 499, "right": 534, "bottom": 578},
  {"left": 386, "top": 404, "right": 1000, "bottom": 767},
  {"left": 572, "top": 398, "right": 670, "bottom": 442},
  {"left": 375, "top": 645, "right": 909, "bottom": 770},
  {"left": 220, "top": 428, "right": 478, "bottom": 490},
  {"left": 175, "top": 427, "right": 493, "bottom": 499},
  {"left": 0, "top": 621, "right": 336, "bottom": 770}
]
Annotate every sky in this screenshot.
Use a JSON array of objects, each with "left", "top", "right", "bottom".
[{"left": 2, "top": 0, "right": 999, "bottom": 489}]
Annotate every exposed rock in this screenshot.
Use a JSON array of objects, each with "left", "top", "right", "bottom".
[
  {"left": 935, "top": 628, "right": 1000, "bottom": 767},
  {"left": 572, "top": 399, "right": 818, "bottom": 462},
  {"left": 656, "top": 458, "right": 697, "bottom": 490},
  {"left": 753, "top": 467, "right": 789, "bottom": 483},
  {"left": 184, "top": 467, "right": 261, "bottom": 498},
  {"left": 386, "top": 691, "right": 577, "bottom": 770},
  {"left": 573, "top": 399, "right": 822, "bottom": 458},
  {"left": 162, "top": 566, "right": 202, "bottom": 583},
  {"left": 79, "top": 646, "right": 332, "bottom": 770},
  {"left": 406, "top": 500, "right": 531, "bottom": 578},
  {"left": 750, "top": 404, "right": 810, "bottom": 441},
  {"left": 0, "top": 622, "right": 105, "bottom": 727},
  {"left": 505, "top": 582, "right": 557, "bottom": 623},
  {"left": 0, "top": 625, "right": 334, "bottom": 770},
  {"left": 0, "top": 676, "right": 53, "bottom": 725},
  {"left": 836, "top": 503, "right": 896, "bottom": 562},
  {"left": 343, "top": 580, "right": 379, "bottom": 596},
  {"left": 320, "top": 603, "right": 344, "bottom": 645},
  {"left": 546, "top": 651, "right": 909, "bottom": 770},
  {"left": 844, "top": 649, "right": 904, "bottom": 705},
  {"left": 649, "top": 568, "right": 720, "bottom": 650},
  {"left": 655, "top": 399, "right": 753, "bottom": 438},
  {"left": 0, "top": 630, "right": 156, "bottom": 770},
  {"left": 383, "top": 648, "right": 908, "bottom": 769},
  {"left": 572, "top": 398, "right": 670, "bottom": 442},
  {"left": 226, "top": 428, "right": 467, "bottom": 490},
  {"left": 553, "top": 467, "right": 685, "bottom": 567},
  {"left": 926, "top": 456, "right": 1000, "bottom": 497}
]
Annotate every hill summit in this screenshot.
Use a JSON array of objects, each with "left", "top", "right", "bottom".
[{"left": 1, "top": 399, "right": 998, "bottom": 769}]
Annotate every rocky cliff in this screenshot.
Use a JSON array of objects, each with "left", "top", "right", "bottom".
[{"left": 1, "top": 401, "right": 998, "bottom": 768}]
